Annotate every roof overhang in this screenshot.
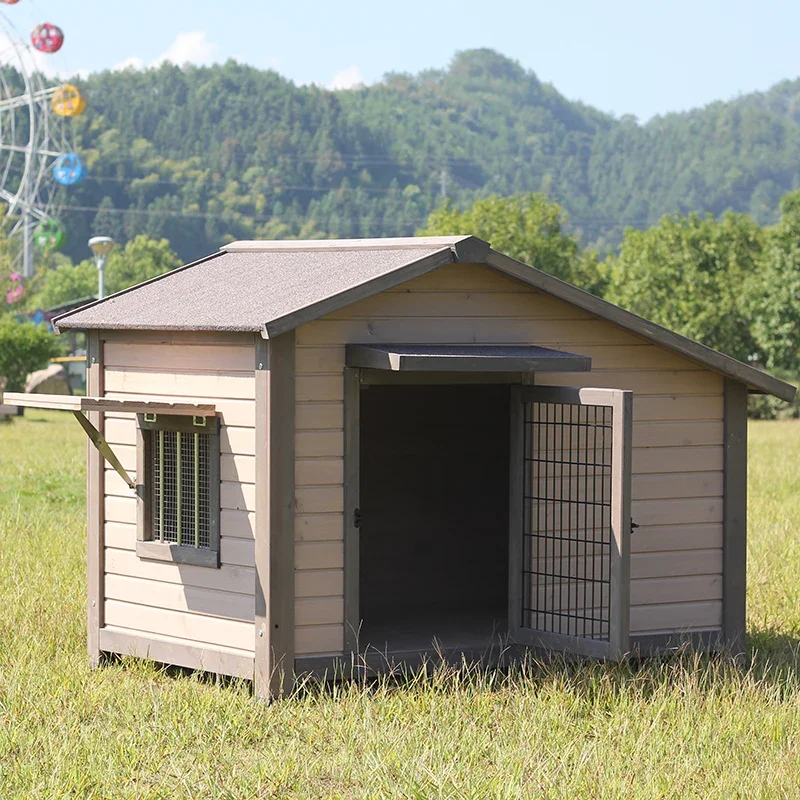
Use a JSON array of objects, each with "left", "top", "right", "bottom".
[
  {"left": 1, "top": 393, "right": 216, "bottom": 416},
  {"left": 345, "top": 344, "right": 592, "bottom": 373}
]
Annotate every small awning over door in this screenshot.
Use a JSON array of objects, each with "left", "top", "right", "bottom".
[{"left": 345, "top": 344, "right": 591, "bottom": 373}]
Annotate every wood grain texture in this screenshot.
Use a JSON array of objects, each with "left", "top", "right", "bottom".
[{"left": 87, "top": 332, "right": 104, "bottom": 668}]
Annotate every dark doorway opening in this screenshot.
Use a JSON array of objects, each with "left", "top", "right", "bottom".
[{"left": 358, "top": 383, "right": 510, "bottom": 654}]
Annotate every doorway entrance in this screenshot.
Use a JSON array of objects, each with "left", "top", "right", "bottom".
[{"left": 357, "top": 383, "right": 510, "bottom": 654}]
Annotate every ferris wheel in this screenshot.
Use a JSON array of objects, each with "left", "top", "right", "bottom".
[{"left": 0, "top": 5, "right": 86, "bottom": 279}]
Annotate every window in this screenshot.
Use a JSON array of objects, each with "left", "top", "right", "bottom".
[{"left": 135, "top": 413, "right": 220, "bottom": 568}]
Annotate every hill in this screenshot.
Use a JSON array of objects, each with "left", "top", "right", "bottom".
[{"left": 52, "top": 49, "right": 800, "bottom": 263}]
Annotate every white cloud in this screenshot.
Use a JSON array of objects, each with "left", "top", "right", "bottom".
[
  {"left": 113, "top": 31, "right": 221, "bottom": 73},
  {"left": 328, "top": 65, "right": 366, "bottom": 90}
]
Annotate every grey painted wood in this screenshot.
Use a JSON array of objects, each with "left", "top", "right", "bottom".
[
  {"left": 224, "top": 235, "right": 475, "bottom": 253},
  {"left": 629, "top": 629, "right": 724, "bottom": 656},
  {"left": 723, "top": 378, "right": 748, "bottom": 656},
  {"left": 485, "top": 249, "right": 795, "bottom": 403},
  {"left": 507, "top": 385, "right": 524, "bottom": 633},
  {"left": 98, "top": 628, "right": 254, "bottom": 679},
  {"left": 343, "top": 367, "right": 361, "bottom": 655},
  {"left": 135, "top": 540, "right": 220, "bottom": 568},
  {"left": 345, "top": 344, "right": 591, "bottom": 373},
  {"left": 98, "top": 329, "right": 253, "bottom": 345},
  {"left": 86, "top": 331, "right": 104, "bottom": 668},
  {"left": 255, "top": 332, "right": 296, "bottom": 699},
  {"left": 264, "top": 249, "right": 455, "bottom": 338},
  {"left": 360, "top": 371, "right": 524, "bottom": 386}
]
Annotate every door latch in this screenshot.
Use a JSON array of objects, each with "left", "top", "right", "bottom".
[
  {"left": 631, "top": 520, "right": 640, "bottom": 534},
  {"left": 353, "top": 508, "right": 362, "bottom": 529}
]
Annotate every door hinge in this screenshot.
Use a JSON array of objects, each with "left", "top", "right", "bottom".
[{"left": 353, "top": 508, "right": 362, "bottom": 529}]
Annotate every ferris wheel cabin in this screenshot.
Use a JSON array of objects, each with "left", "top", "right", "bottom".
[{"left": 3, "top": 235, "right": 794, "bottom": 700}]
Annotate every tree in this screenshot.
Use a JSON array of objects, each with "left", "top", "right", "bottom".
[
  {"left": 0, "top": 319, "right": 60, "bottom": 393},
  {"left": 418, "top": 193, "right": 606, "bottom": 291},
  {"left": 604, "top": 212, "right": 764, "bottom": 362},
  {"left": 103, "top": 235, "right": 182, "bottom": 295},
  {"left": 749, "top": 191, "right": 800, "bottom": 371},
  {"left": 24, "top": 262, "right": 96, "bottom": 311}
]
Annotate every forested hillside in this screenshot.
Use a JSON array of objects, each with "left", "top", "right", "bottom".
[{"left": 54, "top": 48, "right": 800, "bottom": 263}]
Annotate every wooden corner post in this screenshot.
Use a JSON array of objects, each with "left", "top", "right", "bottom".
[
  {"left": 723, "top": 379, "right": 748, "bottom": 657},
  {"left": 255, "top": 332, "right": 296, "bottom": 699},
  {"left": 86, "top": 331, "right": 105, "bottom": 668}
]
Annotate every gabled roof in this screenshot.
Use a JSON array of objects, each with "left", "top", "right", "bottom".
[{"left": 54, "top": 235, "right": 796, "bottom": 402}]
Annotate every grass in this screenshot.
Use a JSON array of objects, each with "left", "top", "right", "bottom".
[{"left": 2, "top": 411, "right": 800, "bottom": 798}]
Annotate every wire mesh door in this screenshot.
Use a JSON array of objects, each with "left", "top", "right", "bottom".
[{"left": 509, "top": 385, "right": 633, "bottom": 659}]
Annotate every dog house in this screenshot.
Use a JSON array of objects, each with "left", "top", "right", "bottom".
[{"left": 4, "top": 235, "right": 795, "bottom": 700}]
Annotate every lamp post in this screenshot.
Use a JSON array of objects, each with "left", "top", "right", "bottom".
[{"left": 88, "top": 236, "right": 114, "bottom": 301}]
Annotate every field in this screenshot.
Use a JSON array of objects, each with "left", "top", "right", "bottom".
[{"left": 2, "top": 411, "right": 800, "bottom": 799}]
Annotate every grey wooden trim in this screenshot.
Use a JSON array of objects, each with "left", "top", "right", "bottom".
[
  {"left": 508, "top": 628, "right": 613, "bottom": 659},
  {"left": 223, "top": 235, "right": 476, "bottom": 254},
  {"left": 135, "top": 540, "right": 220, "bottom": 568},
  {"left": 360, "top": 371, "right": 524, "bottom": 386},
  {"left": 508, "top": 385, "right": 524, "bottom": 633},
  {"left": 345, "top": 344, "right": 591, "bottom": 373},
  {"left": 263, "top": 248, "right": 455, "bottom": 338},
  {"left": 629, "top": 629, "right": 724, "bottom": 656},
  {"left": 54, "top": 252, "right": 226, "bottom": 331},
  {"left": 137, "top": 414, "right": 221, "bottom": 434},
  {"left": 609, "top": 389, "right": 633, "bottom": 660},
  {"left": 86, "top": 331, "right": 104, "bottom": 669},
  {"left": 98, "top": 329, "right": 253, "bottom": 345},
  {"left": 451, "top": 235, "right": 490, "bottom": 263},
  {"left": 98, "top": 628, "right": 254, "bottom": 679},
  {"left": 343, "top": 367, "right": 361, "bottom": 655},
  {"left": 723, "top": 378, "right": 748, "bottom": 656},
  {"left": 135, "top": 423, "right": 147, "bottom": 541},
  {"left": 485, "top": 249, "right": 795, "bottom": 403},
  {"left": 254, "top": 336, "right": 269, "bottom": 698},
  {"left": 254, "top": 332, "right": 296, "bottom": 700}
]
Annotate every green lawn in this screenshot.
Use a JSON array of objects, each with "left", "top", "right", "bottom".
[{"left": 2, "top": 412, "right": 800, "bottom": 799}]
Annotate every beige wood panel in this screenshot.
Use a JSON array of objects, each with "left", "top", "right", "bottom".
[
  {"left": 385, "top": 262, "right": 536, "bottom": 292},
  {"left": 104, "top": 547, "right": 254, "bottom": 594},
  {"left": 220, "top": 426, "right": 256, "bottom": 456},
  {"left": 296, "top": 402, "right": 343, "bottom": 431},
  {"left": 295, "top": 597, "right": 344, "bottom": 626},
  {"left": 104, "top": 342, "right": 254, "bottom": 372},
  {"left": 104, "top": 456, "right": 255, "bottom": 494},
  {"left": 104, "top": 599, "right": 253, "bottom": 651},
  {"left": 295, "top": 569, "right": 344, "bottom": 598},
  {"left": 105, "top": 368, "right": 256, "bottom": 400},
  {"left": 105, "top": 392, "right": 256, "bottom": 427},
  {"left": 101, "top": 330, "right": 253, "bottom": 346},
  {"left": 632, "top": 497, "right": 723, "bottom": 527},
  {"left": 105, "top": 495, "right": 136, "bottom": 524},
  {"left": 327, "top": 291, "right": 594, "bottom": 320},
  {"left": 632, "top": 420, "right": 723, "bottom": 448},
  {"left": 296, "top": 375, "right": 344, "bottom": 403},
  {"left": 297, "top": 319, "right": 644, "bottom": 347},
  {"left": 296, "top": 541, "right": 344, "bottom": 571},
  {"left": 295, "top": 487, "right": 344, "bottom": 515},
  {"left": 633, "top": 395, "right": 723, "bottom": 422},
  {"left": 631, "top": 523, "right": 722, "bottom": 554},
  {"left": 632, "top": 472, "right": 723, "bottom": 500},
  {"left": 536, "top": 370, "right": 722, "bottom": 396},
  {"left": 220, "top": 454, "right": 256, "bottom": 484},
  {"left": 104, "top": 574, "right": 254, "bottom": 622},
  {"left": 630, "top": 574, "right": 722, "bottom": 606},
  {"left": 296, "top": 347, "right": 346, "bottom": 375},
  {"left": 633, "top": 446, "right": 723, "bottom": 474},
  {"left": 295, "top": 514, "right": 343, "bottom": 542},
  {"left": 295, "top": 623, "right": 343, "bottom": 656},
  {"left": 296, "top": 458, "right": 344, "bottom": 487},
  {"left": 220, "top": 481, "right": 256, "bottom": 512},
  {"left": 221, "top": 509, "right": 255, "bottom": 539},
  {"left": 296, "top": 430, "right": 344, "bottom": 458},
  {"left": 632, "top": 549, "right": 722, "bottom": 579},
  {"left": 630, "top": 601, "right": 722, "bottom": 633}
]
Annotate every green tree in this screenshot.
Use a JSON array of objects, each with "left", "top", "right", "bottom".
[
  {"left": 24, "top": 261, "right": 96, "bottom": 311},
  {"left": 604, "top": 212, "right": 764, "bottom": 362},
  {"left": 418, "top": 193, "right": 606, "bottom": 290},
  {"left": 749, "top": 191, "right": 800, "bottom": 370},
  {"left": 103, "top": 235, "right": 181, "bottom": 295},
  {"left": 0, "top": 319, "right": 60, "bottom": 393}
]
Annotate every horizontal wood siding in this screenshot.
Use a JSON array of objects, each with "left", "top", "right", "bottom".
[
  {"left": 101, "top": 338, "right": 257, "bottom": 657},
  {"left": 293, "top": 263, "right": 725, "bottom": 655}
]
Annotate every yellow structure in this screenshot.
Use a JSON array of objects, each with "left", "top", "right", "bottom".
[{"left": 52, "top": 84, "right": 86, "bottom": 118}]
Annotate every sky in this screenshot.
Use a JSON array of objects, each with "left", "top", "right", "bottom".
[{"left": 4, "top": 0, "right": 800, "bottom": 121}]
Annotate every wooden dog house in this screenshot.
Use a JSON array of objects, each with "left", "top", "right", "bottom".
[{"left": 5, "top": 235, "right": 795, "bottom": 699}]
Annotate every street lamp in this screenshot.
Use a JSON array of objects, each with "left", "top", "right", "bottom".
[{"left": 88, "top": 236, "right": 114, "bottom": 301}]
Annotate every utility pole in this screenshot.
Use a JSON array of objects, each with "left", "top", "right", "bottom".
[{"left": 22, "top": 209, "right": 32, "bottom": 278}]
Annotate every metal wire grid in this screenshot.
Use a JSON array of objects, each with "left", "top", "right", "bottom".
[
  {"left": 152, "top": 430, "right": 211, "bottom": 549},
  {"left": 522, "top": 401, "right": 613, "bottom": 640}
]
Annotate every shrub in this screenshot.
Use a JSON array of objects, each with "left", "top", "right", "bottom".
[{"left": 0, "top": 319, "right": 60, "bottom": 394}]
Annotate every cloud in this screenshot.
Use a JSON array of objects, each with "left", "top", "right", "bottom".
[
  {"left": 114, "top": 31, "right": 221, "bottom": 73},
  {"left": 328, "top": 65, "right": 366, "bottom": 90}
]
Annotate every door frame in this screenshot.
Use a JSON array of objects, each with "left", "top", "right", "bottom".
[{"left": 508, "top": 384, "right": 633, "bottom": 660}]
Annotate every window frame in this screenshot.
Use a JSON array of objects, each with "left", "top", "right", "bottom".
[{"left": 135, "top": 413, "right": 221, "bottom": 569}]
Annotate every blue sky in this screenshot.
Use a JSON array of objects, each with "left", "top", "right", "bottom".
[{"left": 6, "top": 0, "right": 800, "bottom": 121}]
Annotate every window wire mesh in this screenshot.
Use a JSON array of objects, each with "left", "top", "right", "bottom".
[
  {"left": 152, "top": 429, "right": 211, "bottom": 549},
  {"left": 522, "top": 401, "right": 613, "bottom": 640}
]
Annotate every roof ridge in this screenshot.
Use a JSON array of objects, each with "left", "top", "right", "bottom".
[{"left": 222, "top": 236, "right": 472, "bottom": 253}]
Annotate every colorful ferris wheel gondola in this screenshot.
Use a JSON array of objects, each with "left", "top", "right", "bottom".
[
  {"left": 31, "top": 23, "right": 64, "bottom": 54},
  {"left": 34, "top": 219, "right": 66, "bottom": 250},
  {"left": 52, "top": 84, "right": 86, "bottom": 117},
  {"left": 52, "top": 152, "right": 86, "bottom": 186}
]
